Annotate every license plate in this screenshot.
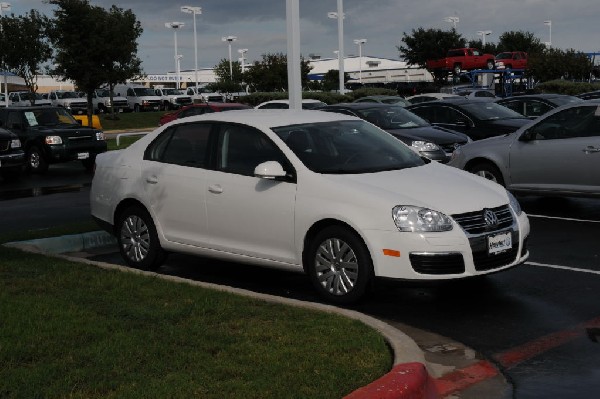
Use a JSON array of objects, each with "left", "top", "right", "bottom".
[
  {"left": 488, "top": 231, "right": 512, "bottom": 255},
  {"left": 77, "top": 152, "right": 90, "bottom": 160}
]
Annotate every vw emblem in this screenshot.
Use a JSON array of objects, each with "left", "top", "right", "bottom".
[{"left": 483, "top": 209, "right": 499, "bottom": 227}]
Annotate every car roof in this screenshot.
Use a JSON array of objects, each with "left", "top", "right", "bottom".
[
  {"left": 324, "top": 102, "right": 404, "bottom": 110},
  {"left": 499, "top": 93, "right": 577, "bottom": 100},
  {"left": 406, "top": 98, "right": 489, "bottom": 106}
]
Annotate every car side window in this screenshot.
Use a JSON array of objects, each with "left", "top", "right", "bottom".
[
  {"left": 529, "top": 106, "right": 600, "bottom": 140},
  {"left": 501, "top": 100, "right": 523, "bottom": 115},
  {"left": 217, "top": 124, "right": 287, "bottom": 176},
  {"left": 145, "top": 123, "right": 212, "bottom": 167},
  {"left": 525, "top": 101, "right": 551, "bottom": 117}
]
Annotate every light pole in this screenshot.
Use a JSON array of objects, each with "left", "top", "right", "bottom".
[
  {"left": 165, "top": 22, "right": 185, "bottom": 89},
  {"left": 238, "top": 48, "right": 248, "bottom": 73},
  {"left": 353, "top": 39, "right": 367, "bottom": 84},
  {"left": 544, "top": 20, "right": 552, "bottom": 47},
  {"left": 1, "top": 2, "right": 11, "bottom": 107},
  {"left": 286, "top": 0, "right": 301, "bottom": 109},
  {"left": 444, "top": 16, "right": 459, "bottom": 29},
  {"left": 328, "top": 0, "right": 346, "bottom": 94},
  {"left": 181, "top": 6, "right": 202, "bottom": 92},
  {"left": 222, "top": 36, "right": 237, "bottom": 79},
  {"left": 477, "top": 30, "right": 492, "bottom": 47}
]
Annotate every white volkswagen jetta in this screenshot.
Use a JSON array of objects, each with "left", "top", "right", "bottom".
[{"left": 90, "top": 110, "right": 530, "bottom": 304}]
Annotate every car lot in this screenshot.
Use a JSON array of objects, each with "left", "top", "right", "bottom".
[{"left": 1, "top": 148, "right": 600, "bottom": 398}]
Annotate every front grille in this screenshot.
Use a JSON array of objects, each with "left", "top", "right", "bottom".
[
  {"left": 0, "top": 139, "right": 9, "bottom": 152},
  {"left": 409, "top": 253, "right": 465, "bottom": 275},
  {"left": 113, "top": 100, "right": 128, "bottom": 107},
  {"left": 452, "top": 205, "right": 513, "bottom": 235},
  {"left": 176, "top": 97, "right": 192, "bottom": 104},
  {"left": 71, "top": 102, "right": 87, "bottom": 108}
]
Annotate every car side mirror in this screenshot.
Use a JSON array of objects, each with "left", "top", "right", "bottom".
[
  {"left": 519, "top": 129, "right": 535, "bottom": 141},
  {"left": 254, "top": 161, "right": 287, "bottom": 180}
]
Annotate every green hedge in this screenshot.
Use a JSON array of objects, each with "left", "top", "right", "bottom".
[
  {"left": 236, "top": 87, "right": 404, "bottom": 106},
  {"left": 534, "top": 80, "right": 600, "bottom": 95}
]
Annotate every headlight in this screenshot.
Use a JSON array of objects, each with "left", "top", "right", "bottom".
[
  {"left": 10, "top": 139, "right": 21, "bottom": 149},
  {"left": 95, "top": 131, "right": 105, "bottom": 141},
  {"left": 411, "top": 141, "right": 440, "bottom": 152},
  {"left": 45, "top": 136, "right": 63, "bottom": 145},
  {"left": 392, "top": 205, "right": 453, "bottom": 232},
  {"left": 507, "top": 190, "right": 522, "bottom": 216}
]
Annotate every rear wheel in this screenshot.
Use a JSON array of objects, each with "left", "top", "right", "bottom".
[
  {"left": 116, "top": 206, "right": 167, "bottom": 270},
  {"left": 134, "top": 104, "right": 140, "bottom": 112},
  {"left": 305, "top": 226, "right": 373, "bottom": 304},
  {"left": 486, "top": 60, "right": 495, "bottom": 70},
  {"left": 453, "top": 63, "right": 462, "bottom": 75},
  {"left": 469, "top": 162, "right": 505, "bottom": 186}
]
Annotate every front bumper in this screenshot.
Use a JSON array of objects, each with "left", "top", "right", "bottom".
[
  {"left": 0, "top": 150, "right": 26, "bottom": 169},
  {"left": 47, "top": 141, "right": 108, "bottom": 163}
]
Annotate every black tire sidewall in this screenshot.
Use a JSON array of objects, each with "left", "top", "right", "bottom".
[
  {"left": 27, "top": 146, "right": 48, "bottom": 174},
  {"left": 306, "top": 226, "right": 373, "bottom": 304},
  {"left": 117, "top": 206, "right": 166, "bottom": 270},
  {"left": 471, "top": 162, "right": 505, "bottom": 186}
]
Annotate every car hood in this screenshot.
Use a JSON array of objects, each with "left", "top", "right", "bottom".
[
  {"left": 33, "top": 125, "right": 99, "bottom": 134},
  {"left": 318, "top": 162, "right": 508, "bottom": 215},
  {"left": 386, "top": 126, "right": 469, "bottom": 145}
]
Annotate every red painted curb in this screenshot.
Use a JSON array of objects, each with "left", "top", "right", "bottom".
[{"left": 344, "top": 362, "right": 440, "bottom": 399}]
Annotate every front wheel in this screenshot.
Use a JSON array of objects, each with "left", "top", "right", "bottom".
[
  {"left": 116, "top": 206, "right": 167, "bottom": 270},
  {"left": 27, "top": 146, "right": 48, "bottom": 174},
  {"left": 306, "top": 226, "right": 373, "bottom": 304},
  {"left": 469, "top": 162, "right": 505, "bottom": 186}
]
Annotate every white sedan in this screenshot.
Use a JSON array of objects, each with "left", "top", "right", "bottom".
[{"left": 90, "top": 110, "right": 530, "bottom": 304}]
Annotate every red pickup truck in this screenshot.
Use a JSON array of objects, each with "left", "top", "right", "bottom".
[
  {"left": 426, "top": 48, "right": 496, "bottom": 75},
  {"left": 494, "top": 51, "right": 528, "bottom": 70}
]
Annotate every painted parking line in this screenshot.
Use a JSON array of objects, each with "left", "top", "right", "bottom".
[
  {"left": 434, "top": 316, "right": 600, "bottom": 397},
  {"left": 527, "top": 261, "right": 600, "bottom": 275}
]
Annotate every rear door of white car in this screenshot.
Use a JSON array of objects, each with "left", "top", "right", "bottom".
[
  {"left": 204, "top": 123, "right": 298, "bottom": 264},
  {"left": 508, "top": 104, "right": 600, "bottom": 194}
]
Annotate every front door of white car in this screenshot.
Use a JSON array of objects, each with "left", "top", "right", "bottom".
[
  {"left": 509, "top": 105, "right": 600, "bottom": 194},
  {"left": 205, "top": 123, "right": 298, "bottom": 264}
]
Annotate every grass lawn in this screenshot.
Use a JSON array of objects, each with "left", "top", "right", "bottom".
[
  {"left": 98, "top": 111, "right": 167, "bottom": 131},
  {"left": 0, "top": 225, "right": 392, "bottom": 399}
]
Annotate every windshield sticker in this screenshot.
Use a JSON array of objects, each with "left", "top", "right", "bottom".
[{"left": 24, "top": 112, "right": 38, "bottom": 126}]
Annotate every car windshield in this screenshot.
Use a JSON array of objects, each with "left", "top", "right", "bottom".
[
  {"left": 162, "top": 89, "right": 185, "bottom": 95},
  {"left": 133, "top": 88, "right": 157, "bottom": 96},
  {"left": 25, "top": 108, "right": 79, "bottom": 127},
  {"left": 461, "top": 102, "right": 526, "bottom": 120},
  {"left": 355, "top": 105, "right": 430, "bottom": 129},
  {"left": 496, "top": 53, "right": 512, "bottom": 60},
  {"left": 58, "top": 91, "right": 80, "bottom": 99},
  {"left": 96, "top": 89, "right": 117, "bottom": 97},
  {"left": 272, "top": 120, "right": 425, "bottom": 174},
  {"left": 20, "top": 92, "right": 44, "bottom": 100}
]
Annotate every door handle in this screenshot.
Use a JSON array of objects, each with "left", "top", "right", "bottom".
[
  {"left": 208, "top": 184, "right": 223, "bottom": 194},
  {"left": 583, "top": 146, "right": 600, "bottom": 154},
  {"left": 145, "top": 175, "right": 158, "bottom": 184}
]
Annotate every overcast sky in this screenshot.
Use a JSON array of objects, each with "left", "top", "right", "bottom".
[{"left": 9, "top": 0, "right": 600, "bottom": 74}]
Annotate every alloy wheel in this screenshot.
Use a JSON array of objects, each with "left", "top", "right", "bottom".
[{"left": 314, "top": 238, "right": 359, "bottom": 296}]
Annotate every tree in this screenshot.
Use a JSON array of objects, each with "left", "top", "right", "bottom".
[
  {"left": 0, "top": 10, "right": 52, "bottom": 104},
  {"left": 211, "top": 58, "right": 244, "bottom": 95},
  {"left": 496, "top": 31, "right": 546, "bottom": 55},
  {"left": 528, "top": 48, "right": 593, "bottom": 83},
  {"left": 48, "top": 0, "right": 143, "bottom": 124},
  {"left": 466, "top": 39, "right": 498, "bottom": 55},
  {"left": 243, "top": 52, "right": 311, "bottom": 92},
  {"left": 397, "top": 28, "right": 465, "bottom": 67},
  {"left": 321, "top": 69, "right": 350, "bottom": 92}
]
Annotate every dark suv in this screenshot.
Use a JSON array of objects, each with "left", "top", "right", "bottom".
[
  {"left": 0, "top": 106, "right": 107, "bottom": 173},
  {"left": 0, "top": 127, "right": 26, "bottom": 181}
]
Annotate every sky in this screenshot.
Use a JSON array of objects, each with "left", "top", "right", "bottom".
[{"left": 7, "top": 0, "right": 600, "bottom": 74}]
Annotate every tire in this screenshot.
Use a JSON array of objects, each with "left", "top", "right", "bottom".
[
  {"left": 305, "top": 226, "right": 373, "bottom": 304},
  {"left": 453, "top": 63, "right": 462, "bottom": 75},
  {"left": 486, "top": 60, "right": 495, "bottom": 70},
  {"left": 134, "top": 104, "right": 140, "bottom": 113},
  {"left": 469, "top": 162, "right": 505, "bottom": 186},
  {"left": 0, "top": 166, "right": 22, "bottom": 182},
  {"left": 27, "top": 145, "right": 49, "bottom": 174},
  {"left": 116, "top": 206, "right": 167, "bottom": 270}
]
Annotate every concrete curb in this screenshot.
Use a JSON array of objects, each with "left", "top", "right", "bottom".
[{"left": 4, "top": 232, "right": 442, "bottom": 399}]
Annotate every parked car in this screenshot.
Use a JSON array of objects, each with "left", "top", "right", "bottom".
[
  {"left": 0, "top": 127, "right": 25, "bottom": 181},
  {"left": 92, "top": 89, "right": 129, "bottom": 114},
  {"left": 353, "top": 95, "right": 410, "bottom": 106},
  {"left": 47, "top": 90, "right": 88, "bottom": 115},
  {"left": 426, "top": 48, "right": 496, "bottom": 75},
  {"left": 406, "top": 99, "right": 530, "bottom": 140},
  {"left": 405, "top": 93, "right": 462, "bottom": 104},
  {"left": 497, "top": 94, "right": 583, "bottom": 119},
  {"left": 185, "top": 86, "right": 225, "bottom": 103},
  {"left": 448, "top": 101, "right": 600, "bottom": 197},
  {"left": 154, "top": 87, "right": 193, "bottom": 110},
  {"left": 255, "top": 99, "right": 326, "bottom": 109},
  {"left": 576, "top": 90, "right": 600, "bottom": 101},
  {"left": 114, "top": 84, "right": 161, "bottom": 112},
  {"left": 158, "top": 102, "right": 252, "bottom": 126},
  {"left": 495, "top": 52, "right": 528, "bottom": 70},
  {"left": 0, "top": 106, "right": 107, "bottom": 173},
  {"left": 317, "top": 103, "right": 470, "bottom": 162},
  {"left": 8, "top": 91, "right": 52, "bottom": 107},
  {"left": 90, "top": 110, "right": 529, "bottom": 304},
  {"left": 454, "top": 88, "right": 497, "bottom": 99}
]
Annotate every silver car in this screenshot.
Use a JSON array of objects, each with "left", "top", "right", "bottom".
[{"left": 448, "top": 101, "right": 600, "bottom": 197}]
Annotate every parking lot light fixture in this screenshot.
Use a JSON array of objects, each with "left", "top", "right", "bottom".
[
  {"left": 544, "top": 20, "right": 552, "bottom": 47},
  {"left": 222, "top": 36, "right": 238, "bottom": 79},
  {"left": 1, "top": 2, "right": 11, "bottom": 107},
  {"left": 477, "top": 30, "right": 492, "bottom": 47},
  {"left": 238, "top": 48, "right": 248, "bottom": 73},
  {"left": 328, "top": 0, "right": 346, "bottom": 94},
  {"left": 165, "top": 22, "right": 185, "bottom": 89},
  {"left": 444, "top": 16, "right": 459, "bottom": 29},
  {"left": 181, "top": 6, "right": 202, "bottom": 92},
  {"left": 353, "top": 39, "right": 367, "bottom": 84}
]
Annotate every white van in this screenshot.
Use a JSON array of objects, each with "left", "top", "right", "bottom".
[
  {"left": 92, "top": 89, "right": 129, "bottom": 114},
  {"left": 114, "top": 84, "right": 161, "bottom": 112}
]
